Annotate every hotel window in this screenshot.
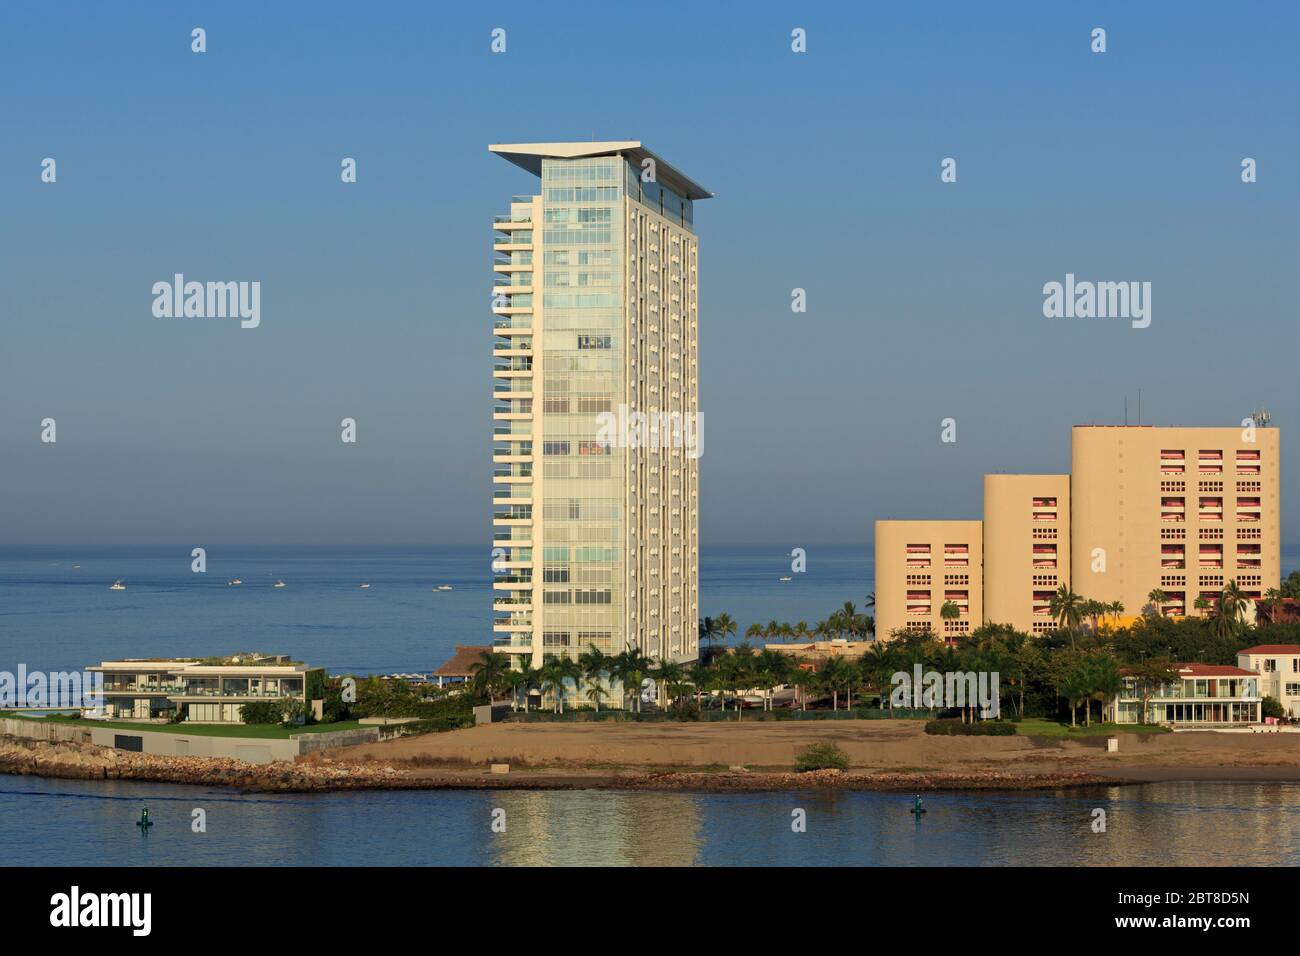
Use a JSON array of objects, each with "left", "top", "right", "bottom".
[
  {"left": 1032, "top": 543, "right": 1057, "bottom": 569},
  {"left": 1264, "top": 659, "right": 1277, "bottom": 673},
  {"left": 905, "top": 544, "right": 931, "bottom": 568},
  {"left": 1160, "top": 449, "right": 1185, "bottom": 474},
  {"left": 1198, "top": 544, "right": 1223, "bottom": 568},
  {"left": 906, "top": 590, "right": 932, "bottom": 615},
  {"left": 1160, "top": 497, "right": 1185, "bottom": 521},
  {"left": 1198, "top": 497, "right": 1223, "bottom": 521},
  {"left": 943, "top": 544, "right": 969, "bottom": 567},
  {"left": 1161, "top": 544, "right": 1185, "bottom": 569},
  {"left": 1031, "top": 497, "right": 1057, "bottom": 521},
  {"left": 1236, "top": 497, "right": 1261, "bottom": 522},
  {"left": 1033, "top": 590, "right": 1054, "bottom": 616},
  {"left": 1236, "top": 450, "right": 1261, "bottom": 475},
  {"left": 1237, "top": 543, "right": 1261, "bottom": 568},
  {"left": 1198, "top": 450, "right": 1223, "bottom": 474}
]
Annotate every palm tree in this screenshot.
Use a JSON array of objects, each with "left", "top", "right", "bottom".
[
  {"left": 939, "top": 600, "right": 960, "bottom": 638},
  {"left": 609, "top": 647, "right": 650, "bottom": 713},
  {"left": 652, "top": 658, "right": 686, "bottom": 710},
  {"left": 541, "top": 656, "right": 576, "bottom": 714},
  {"left": 820, "top": 657, "right": 853, "bottom": 711},
  {"left": 1087, "top": 654, "right": 1122, "bottom": 726},
  {"left": 793, "top": 621, "right": 811, "bottom": 644},
  {"left": 1049, "top": 585, "right": 1084, "bottom": 648},
  {"left": 515, "top": 658, "right": 540, "bottom": 713},
  {"left": 468, "top": 650, "right": 509, "bottom": 702},
  {"left": 714, "top": 613, "right": 738, "bottom": 645},
  {"left": 1146, "top": 588, "right": 1169, "bottom": 617},
  {"left": 1220, "top": 579, "right": 1248, "bottom": 630},
  {"left": 1081, "top": 599, "right": 1105, "bottom": 631},
  {"left": 578, "top": 644, "right": 607, "bottom": 689},
  {"left": 585, "top": 675, "right": 606, "bottom": 711},
  {"left": 1107, "top": 600, "right": 1125, "bottom": 624},
  {"left": 686, "top": 662, "right": 712, "bottom": 709},
  {"left": 744, "top": 622, "right": 765, "bottom": 641},
  {"left": 503, "top": 669, "right": 527, "bottom": 712},
  {"left": 864, "top": 641, "right": 897, "bottom": 712},
  {"left": 698, "top": 616, "right": 717, "bottom": 651}
]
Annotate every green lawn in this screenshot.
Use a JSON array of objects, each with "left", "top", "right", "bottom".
[
  {"left": 1015, "top": 717, "right": 1170, "bottom": 737},
  {"left": 3, "top": 713, "right": 367, "bottom": 739}
]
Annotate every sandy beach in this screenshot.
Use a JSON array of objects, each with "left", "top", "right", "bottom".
[
  {"left": 7, "top": 720, "right": 1300, "bottom": 793},
  {"left": 332, "top": 719, "right": 1300, "bottom": 784}
]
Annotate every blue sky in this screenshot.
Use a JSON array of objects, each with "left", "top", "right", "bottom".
[{"left": 2, "top": 0, "right": 1296, "bottom": 546}]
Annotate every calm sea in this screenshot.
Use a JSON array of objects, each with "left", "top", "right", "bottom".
[
  {"left": 0, "top": 544, "right": 877, "bottom": 674},
  {"left": 2, "top": 544, "right": 1300, "bottom": 867},
  {"left": 2, "top": 775, "right": 1299, "bottom": 866},
  {"left": 0, "top": 544, "right": 1295, "bottom": 675}
]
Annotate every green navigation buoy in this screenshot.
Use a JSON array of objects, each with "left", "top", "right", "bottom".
[
  {"left": 910, "top": 795, "right": 926, "bottom": 816},
  {"left": 136, "top": 808, "right": 153, "bottom": 830}
]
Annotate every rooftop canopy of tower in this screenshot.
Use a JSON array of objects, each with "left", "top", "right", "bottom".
[{"left": 489, "top": 141, "right": 713, "bottom": 200}]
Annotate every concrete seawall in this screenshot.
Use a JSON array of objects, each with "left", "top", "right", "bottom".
[{"left": 0, "top": 718, "right": 381, "bottom": 764}]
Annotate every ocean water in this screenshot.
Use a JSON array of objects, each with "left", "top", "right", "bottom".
[
  {"left": 2, "top": 774, "right": 1299, "bottom": 866},
  {"left": 0, "top": 544, "right": 872, "bottom": 674},
  {"left": 0, "top": 545, "right": 1296, "bottom": 675}
]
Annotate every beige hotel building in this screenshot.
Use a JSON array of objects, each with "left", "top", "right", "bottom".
[
  {"left": 489, "top": 142, "right": 708, "bottom": 670},
  {"left": 875, "top": 425, "right": 1280, "bottom": 640}
]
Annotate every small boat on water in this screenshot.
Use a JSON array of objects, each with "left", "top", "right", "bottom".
[
  {"left": 437, "top": 585, "right": 453, "bottom": 591},
  {"left": 779, "top": 576, "right": 792, "bottom": 582},
  {"left": 359, "top": 583, "right": 370, "bottom": 589},
  {"left": 109, "top": 580, "right": 126, "bottom": 590},
  {"left": 228, "top": 579, "right": 242, "bottom": 586},
  {"left": 274, "top": 580, "right": 286, "bottom": 589}
]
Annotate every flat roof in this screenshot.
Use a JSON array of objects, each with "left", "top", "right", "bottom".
[{"left": 489, "top": 141, "right": 713, "bottom": 200}]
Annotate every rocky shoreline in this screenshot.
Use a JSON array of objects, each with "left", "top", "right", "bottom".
[{"left": 0, "top": 735, "right": 1113, "bottom": 793}]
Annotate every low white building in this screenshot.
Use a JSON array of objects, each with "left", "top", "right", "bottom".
[
  {"left": 1112, "top": 663, "right": 1261, "bottom": 728},
  {"left": 87, "top": 655, "right": 320, "bottom": 724},
  {"left": 1237, "top": 644, "right": 1300, "bottom": 718}
]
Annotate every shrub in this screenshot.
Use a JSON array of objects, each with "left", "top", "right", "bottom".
[
  {"left": 1262, "top": 696, "right": 1285, "bottom": 720},
  {"left": 795, "top": 742, "right": 849, "bottom": 772},
  {"left": 240, "top": 700, "right": 284, "bottom": 724},
  {"left": 924, "top": 719, "right": 1016, "bottom": 736}
]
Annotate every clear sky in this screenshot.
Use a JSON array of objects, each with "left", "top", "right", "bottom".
[{"left": 2, "top": 1, "right": 1296, "bottom": 547}]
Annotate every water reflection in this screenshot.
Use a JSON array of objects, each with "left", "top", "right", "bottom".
[
  {"left": 2, "top": 777, "right": 1299, "bottom": 867},
  {"left": 490, "top": 790, "right": 703, "bottom": 866}
]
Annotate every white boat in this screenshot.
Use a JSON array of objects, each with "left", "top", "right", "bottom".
[
  {"left": 779, "top": 576, "right": 792, "bottom": 582},
  {"left": 274, "top": 580, "right": 286, "bottom": 589},
  {"left": 228, "top": 579, "right": 242, "bottom": 586},
  {"left": 437, "top": 585, "right": 453, "bottom": 591},
  {"left": 359, "top": 583, "right": 370, "bottom": 589},
  {"left": 109, "top": 580, "right": 126, "bottom": 590}
]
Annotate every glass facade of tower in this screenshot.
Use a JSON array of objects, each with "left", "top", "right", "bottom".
[
  {"left": 538, "top": 156, "right": 626, "bottom": 655},
  {"left": 492, "top": 143, "right": 704, "bottom": 680}
]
